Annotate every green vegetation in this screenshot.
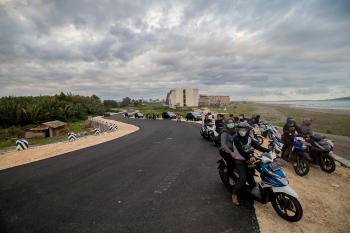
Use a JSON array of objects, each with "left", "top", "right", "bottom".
[
  {"left": 209, "top": 102, "right": 257, "bottom": 118},
  {"left": 0, "top": 92, "right": 105, "bottom": 127},
  {"left": 0, "top": 119, "right": 88, "bottom": 149},
  {"left": 135, "top": 105, "right": 194, "bottom": 117},
  {"left": 271, "top": 105, "right": 350, "bottom": 137}
]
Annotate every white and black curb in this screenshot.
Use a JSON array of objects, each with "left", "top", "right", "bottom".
[
  {"left": 16, "top": 139, "right": 29, "bottom": 151},
  {"left": 68, "top": 132, "right": 77, "bottom": 142}
]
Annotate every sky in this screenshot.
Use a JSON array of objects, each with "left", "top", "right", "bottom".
[{"left": 0, "top": 0, "right": 350, "bottom": 101}]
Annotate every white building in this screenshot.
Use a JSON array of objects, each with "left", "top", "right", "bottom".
[{"left": 166, "top": 88, "right": 199, "bottom": 108}]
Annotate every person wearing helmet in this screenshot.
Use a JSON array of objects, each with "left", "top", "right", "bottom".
[
  {"left": 239, "top": 114, "right": 246, "bottom": 122},
  {"left": 231, "top": 122, "right": 270, "bottom": 206},
  {"left": 300, "top": 118, "right": 313, "bottom": 136},
  {"left": 281, "top": 117, "right": 302, "bottom": 159},
  {"left": 220, "top": 118, "right": 237, "bottom": 186},
  {"left": 215, "top": 114, "right": 225, "bottom": 134}
]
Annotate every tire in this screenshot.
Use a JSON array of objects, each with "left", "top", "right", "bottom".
[
  {"left": 271, "top": 192, "right": 303, "bottom": 222},
  {"left": 319, "top": 154, "right": 336, "bottom": 173},
  {"left": 218, "top": 167, "right": 230, "bottom": 188},
  {"left": 293, "top": 152, "right": 310, "bottom": 176},
  {"left": 256, "top": 136, "right": 264, "bottom": 145}
]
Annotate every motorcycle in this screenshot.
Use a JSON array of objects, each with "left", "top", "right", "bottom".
[
  {"left": 200, "top": 123, "right": 220, "bottom": 146},
  {"left": 217, "top": 152, "right": 303, "bottom": 222},
  {"left": 250, "top": 125, "right": 264, "bottom": 145},
  {"left": 261, "top": 122, "right": 280, "bottom": 140},
  {"left": 268, "top": 132, "right": 284, "bottom": 155},
  {"left": 291, "top": 135, "right": 336, "bottom": 176}
]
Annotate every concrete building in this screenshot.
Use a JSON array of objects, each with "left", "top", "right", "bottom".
[
  {"left": 166, "top": 88, "right": 199, "bottom": 108},
  {"left": 25, "top": 120, "right": 68, "bottom": 139},
  {"left": 199, "top": 95, "right": 230, "bottom": 106}
]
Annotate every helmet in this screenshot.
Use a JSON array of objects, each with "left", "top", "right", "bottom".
[
  {"left": 303, "top": 118, "right": 312, "bottom": 126},
  {"left": 237, "top": 122, "right": 251, "bottom": 137},
  {"left": 287, "top": 117, "right": 296, "bottom": 126}
]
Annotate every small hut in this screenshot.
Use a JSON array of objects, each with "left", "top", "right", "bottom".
[{"left": 25, "top": 120, "right": 68, "bottom": 139}]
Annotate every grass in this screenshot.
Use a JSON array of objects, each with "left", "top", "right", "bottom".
[
  {"left": 0, "top": 119, "right": 89, "bottom": 149},
  {"left": 134, "top": 105, "right": 195, "bottom": 117},
  {"left": 206, "top": 102, "right": 350, "bottom": 137},
  {"left": 209, "top": 102, "right": 257, "bottom": 118},
  {"left": 270, "top": 105, "right": 350, "bottom": 137}
]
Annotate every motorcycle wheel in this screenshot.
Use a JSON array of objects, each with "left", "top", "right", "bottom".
[
  {"left": 293, "top": 153, "right": 310, "bottom": 176},
  {"left": 319, "top": 154, "right": 336, "bottom": 173},
  {"left": 271, "top": 192, "right": 303, "bottom": 222},
  {"left": 256, "top": 136, "right": 264, "bottom": 145},
  {"left": 218, "top": 167, "right": 230, "bottom": 188}
]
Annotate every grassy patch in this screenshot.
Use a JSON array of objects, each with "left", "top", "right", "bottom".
[
  {"left": 270, "top": 106, "right": 350, "bottom": 137},
  {"left": 210, "top": 102, "right": 257, "bottom": 118},
  {"left": 134, "top": 105, "right": 195, "bottom": 117},
  {"left": 0, "top": 119, "right": 88, "bottom": 149}
]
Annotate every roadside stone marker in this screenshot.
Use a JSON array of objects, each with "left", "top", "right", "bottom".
[{"left": 16, "top": 139, "right": 29, "bottom": 151}]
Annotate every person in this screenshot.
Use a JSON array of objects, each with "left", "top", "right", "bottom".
[
  {"left": 239, "top": 114, "right": 246, "bottom": 122},
  {"left": 300, "top": 118, "right": 313, "bottom": 136},
  {"left": 231, "top": 122, "right": 270, "bottom": 206},
  {"left": 215, "top": 114, "right": 225, "bottom": 133},
  {"left": 281, "top": 117, "right": 302, "bottom": 159},
  {"left": 220, "top": 118, "right": 237, "bottom": 187},
  {"left": 251, "top": 115, "right": 260, "bottom": 125},
  {"left": 234, "top": 116, "right": 239, "bottom": 124}
]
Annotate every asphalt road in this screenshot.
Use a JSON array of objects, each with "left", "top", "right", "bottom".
[{"left": 0, "top": 115, "right": 259, "bottom": 233}]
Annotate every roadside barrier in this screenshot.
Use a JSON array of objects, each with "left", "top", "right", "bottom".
[
  {"left": 109, "top": 124, "right": 118, "bottom": 131},
  {"left": 93, "top": 128, "right": 101, "bottom": 135},
  {"left": 68, "top": 132, "right": 77, "bottom": 142},
  {"left": 89, "top": 118, "right": 118, "bottom": 134},
  {"left": 16, "top": 139, "right": 29, "bottom": 151}
]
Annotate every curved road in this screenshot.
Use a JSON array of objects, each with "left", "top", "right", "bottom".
[{"left": 0, "top": 115, "right": 259, "bottom": 233}]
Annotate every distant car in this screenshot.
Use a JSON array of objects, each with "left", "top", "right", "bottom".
[
  {"left": 134, "top": 112, "right": 144, "bottom": 118},
  {"left": 162, "top": 111, "right": 176, "bottom": 119},
  {"left": 123, "top": 112, "right": 132, "bottom": 118},
  {"left": 186, "top": 112, "right": 202, "bottom": 121},
  {"left": 103, "top": 112, "right": 111, "bottom": 117}
]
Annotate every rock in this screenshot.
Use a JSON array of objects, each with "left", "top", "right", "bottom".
[{"left": 331, "top": 183, "right": 340, "bottom": 188}]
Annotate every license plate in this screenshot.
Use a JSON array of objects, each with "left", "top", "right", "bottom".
[{"left": 269, "top": 161, "right": 282, "bottom": 171}]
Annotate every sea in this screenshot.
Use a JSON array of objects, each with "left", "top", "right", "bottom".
[{"left": 262, "top": 100, "right": 350, "bottom": 111}]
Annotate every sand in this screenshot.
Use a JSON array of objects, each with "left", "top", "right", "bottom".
[
  {"left": 0, "top": 115, "right": 139, "bottom": 170},
  {"left": 255, "top": 161, "right": 350, "bottom": 233}
]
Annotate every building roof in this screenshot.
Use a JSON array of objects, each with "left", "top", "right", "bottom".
[
  {"left": 42, "top": 120, "right": 67, "bottom": 128},
  {"left": 27, "top": 125, "right": 49, "bottom": 131}
]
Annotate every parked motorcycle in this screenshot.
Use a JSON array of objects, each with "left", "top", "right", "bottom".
[
  {"left": 200, "top": 123, "right": 220, "bottom": 146},
  {"left": 268, "top": 132, "right": 284, "bottom": 155},
  {"left": 261, "top": 122, "right": 280, "bottom": 140},
  {"left": 250, "top": 125, "right": 264, "bottom": 145},
  {"left": 217, "top": 152, "right": 303, "bottom": 222},
  {"left": 291, "top": 135, "right": 336, "bottom": 176}
]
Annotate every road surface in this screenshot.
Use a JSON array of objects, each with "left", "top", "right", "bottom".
[{"left": 0, "top": 115, "right": 259, "bottom": 233}]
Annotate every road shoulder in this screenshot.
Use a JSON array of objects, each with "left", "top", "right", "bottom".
[{"left": 0, "top": 116, "right": 139, "bottom": 170}]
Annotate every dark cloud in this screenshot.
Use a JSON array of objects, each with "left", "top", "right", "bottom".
[{"left": 0, "top": 0, "right": 349, "bottom": 100}]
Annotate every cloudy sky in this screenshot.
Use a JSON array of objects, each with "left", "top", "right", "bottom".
[{"left": 1, "top": 0, "right": 349, "bottom": 101}]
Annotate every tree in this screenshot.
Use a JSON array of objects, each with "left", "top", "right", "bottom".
[{"left": 121, "top": 97, "right": 131, "bottom": 107}]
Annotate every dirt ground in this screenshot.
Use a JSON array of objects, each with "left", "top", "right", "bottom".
[
  {"left": 0, "top": 115, "right": 139, "bottom": 170},
  {"left": 255, "top": 161, "right": 350, "bottom": 233}
]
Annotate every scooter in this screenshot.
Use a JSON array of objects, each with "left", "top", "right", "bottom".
[
  {"left": 217, "top": 152, "right": 303, "bottom": 222},
  {"left": 291, "top": 135, "right": 336, "bottom": 176},
  {"left": 268, "top": 133, "right": 284, "bottom": 155},
  {"left": 261, "top": 122, "right": 280, "bottom": 140},
  {"left": 250, "top": 126, "right": 264, "bottom": 145}
]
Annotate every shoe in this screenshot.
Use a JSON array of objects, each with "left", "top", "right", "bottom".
[{"left": 231, "top": 194, "right": 240, "bottom": 206}]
